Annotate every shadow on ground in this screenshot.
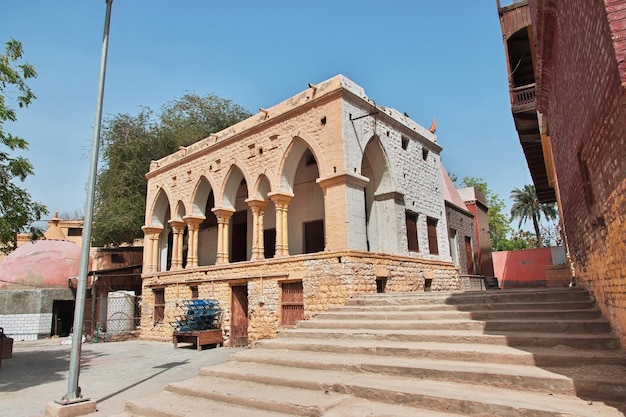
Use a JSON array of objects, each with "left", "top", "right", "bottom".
[{"left": 0, "top": 346, "right": 105, "bottom": 392}]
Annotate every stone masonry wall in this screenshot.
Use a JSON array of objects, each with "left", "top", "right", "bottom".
[
  {"left": 140, "top": 251, "right": 460, "bottom": 344},
  {"left": 445, "top": 204, "right": 475, "bottom": 276},
  {"left": 342, "top": 95, "right": 449, "bottom": 260}
]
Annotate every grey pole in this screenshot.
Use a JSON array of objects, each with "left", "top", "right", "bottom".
[{"left": 61, "top": 0, "right": 113, "bottom": 403}]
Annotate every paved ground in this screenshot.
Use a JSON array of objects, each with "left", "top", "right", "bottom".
[{"left": 0, "top": 337, "right": 242, "bottom": 417}]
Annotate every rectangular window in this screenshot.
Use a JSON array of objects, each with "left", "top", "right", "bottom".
[
  {"left": 427, "top": 217, "right": 439, "bottom": 255},
  {"left": 190, "top": 286, "right": 199, "bottom": 300},
  {"left": 376, "top": 277, "right": 387, "bottom": 293},
  {"left": 264, "top": 228, "right": 276, "bottom": 259},
  {"left": 448, "top": 229, "right": 459, "bottom": 266},
  {"left": 405, "top": 212, "right": 419, "bottom": 252},
  {"left": 303, "top": 220, "right": 324, "bottom": 253},
  {"left": 110, "top": 253, "right": 125, "bottom": 264},
  {"left": 465, "top": 237, "right": 475, "bottom": 275},
  {"left": 153, "top": 289, "right": 165, "bottom": 325},
  {"left": 67, "top": 227, "right": 83, "bottom": 237}
]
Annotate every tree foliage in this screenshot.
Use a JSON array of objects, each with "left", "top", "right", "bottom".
[
  {"left": 0, "top": 38, "right": 47, "bottom": 253},
  {"left": 93, "top": 93, "right": 251, "bottom": 247},
  {"left": 510, "top": 184, "right": 558, "bottom": 248},
  {"left": 459, "top": 177, "right": 513, "bottom": 251}
]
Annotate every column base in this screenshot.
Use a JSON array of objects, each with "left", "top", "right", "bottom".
[{"left": 45, "top": 399, "right": 97, "bottom": 417}]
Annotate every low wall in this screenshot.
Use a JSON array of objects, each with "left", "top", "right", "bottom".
[
  {"left": 0, "top": 289, "right": 74, "bottom": 340},
  {"left": 492, "top": 246, "right": 567, "bottom": 289}
]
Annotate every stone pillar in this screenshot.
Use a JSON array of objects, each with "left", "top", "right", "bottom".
[
  {"left": 317, "top": 173, "right": 369, "bottom": 252},
  {"left": 212, "top": 208, "right": 235, "bottom": 264},
  {"left": 246, "top": 198, "right": 268, "bottom": 261},
  {"left": 269, "top": 192, "right": 293, "bottom": 257},
  {"left": 183, "top": 215, "right": 205, "bottom": 268},
  {"left": 168, "top": 220, "right": 186, "bottom": 270},
  {"left": 141, "top": 225, "right": 163, "bottom": 273}
]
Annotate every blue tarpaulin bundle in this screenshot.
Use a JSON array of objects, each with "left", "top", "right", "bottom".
[{"left": 172, "top": 299, "right": 222, "bottom": 332}]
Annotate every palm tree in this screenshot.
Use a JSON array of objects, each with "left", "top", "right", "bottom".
[{"left": 510, "top": 184, "right": 558, "bottom": 248}]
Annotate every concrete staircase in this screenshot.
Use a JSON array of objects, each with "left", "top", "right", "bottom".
[{"left": 117, "top": 288, "right": 626, "bottom": 416}]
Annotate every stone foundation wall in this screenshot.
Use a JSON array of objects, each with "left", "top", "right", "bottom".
[{"left": 139, "top": 251, "right": 460, "bottom": 344}]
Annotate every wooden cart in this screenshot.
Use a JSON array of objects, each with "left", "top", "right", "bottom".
[{"left": 173, "top": 329, "right": 223, "bottom": 351}]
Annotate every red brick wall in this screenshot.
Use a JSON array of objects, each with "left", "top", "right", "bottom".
[
  {"left": 606, "top": 0, "right": 626, "bottom": 86},
  {"left": 530, "top": 0, "right": 626, "bottom": 345}
]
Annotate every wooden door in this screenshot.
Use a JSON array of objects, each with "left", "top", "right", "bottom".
[
  {"left": 281, "top": 281, "right": 304, "bottom": 326},
  {"left": 230, "top": 285, "right": 248, "bottom": 347}
]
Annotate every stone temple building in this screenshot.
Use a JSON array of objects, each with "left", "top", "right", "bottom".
[{"left": 140, "top": 75, "right": 483, "bottom": 345}]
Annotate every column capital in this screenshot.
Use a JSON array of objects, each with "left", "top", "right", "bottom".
[
  {"left": 316, "top": 172, "right": 369, "bottom": 190},
  {"left": 245, "top": 198, "right": 268, "bottom": 212},
  {"left": 211, "top": 207, "right": 236, "bottom": 221},
  {"left": 142, "top": 225, "right": 164, "bottom": 235},
  {"left": 268, "top": 191, "right": 294, "bottom": 206},
  {"left": 183, "top": 215, "right": 205, "bottom": 230},
  {"left": 168, "top": 219, "right": 186, "bottom": 232}
]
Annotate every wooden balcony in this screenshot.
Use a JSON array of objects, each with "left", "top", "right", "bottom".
[{"left": 511, "top": 83, "right": 536, "bottom": 112}]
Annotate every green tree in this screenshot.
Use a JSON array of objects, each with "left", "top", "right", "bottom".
[
  {"left": 459, "top": 177, "right": 513, "bottom": 251},
  {"left": 93, "top": 93, "right": 251, "bottom": 247},
  {"left": 510, "top": 184, "right": 558, "bottom": 248},
  {"left": 0, "top": 39, "right": 47, "bottom": 253}
]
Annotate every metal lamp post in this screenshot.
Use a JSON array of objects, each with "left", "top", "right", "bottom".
[{"left": 60, "top": 0, "right": 113, "bottom": 404}]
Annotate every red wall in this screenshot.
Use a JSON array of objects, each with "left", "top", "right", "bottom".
[
  {"left": 492, "top": 248, "right": 554, "bottom": 289},
  {"left": 529, "top": 0, "right": 626, "bottom": 344}
]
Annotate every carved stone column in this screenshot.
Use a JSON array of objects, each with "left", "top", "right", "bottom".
[
  {"left": 211, "top": 208, "right": 235, "bottom": 264},
  {"left": 168, "top": 220, "right": 186, "bottom": 270},
  {"left": 183, "top": 215, "right": 205, "bottom": 268},
  {"left": 141, "top": 225, "right": 163, "bottom": 273},
  {"left": 268, "top": 192, "right": 293, "bottom": 257},
  {"left": 246, "top": 198, "right": 268, "bottom": 261}
]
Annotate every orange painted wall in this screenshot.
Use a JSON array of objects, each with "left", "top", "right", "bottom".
[{"left": 492, "top": 247, "right": 554, "bottom": 289}]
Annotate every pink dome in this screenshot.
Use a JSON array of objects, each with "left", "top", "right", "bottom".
[{"left": 0, "top": 240, "right": 92, "bottom": 289}]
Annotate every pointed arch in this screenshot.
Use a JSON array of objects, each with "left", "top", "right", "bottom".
[
  {"left": 220, "top": 163, "right": 251, "bottom": 209},
  {"left": 173, "top": 200, "right": 186, "bottom": 221},
  {"left": 360, "top": 135, "right": 396, "bottom": 194},
  {"left": 149, "top": 188, "right": 172, "bottom": 228},
  {"left": 361, "top": 135, "right": 398, "bottom": 253},
  {"left": 278, "top": 135, "right": 326, "bottom": 194},
  {"left": 275, "top": 138, "right": 326, "bottom": 255},
  {"left": 219, "top": 164, "right": 251, "bottom": 263},
  {"left": 251, "top": 174, "right": 272, "bottom": 200},
  {"left": 191, "top": 175, "right": 217, "bottom": 216}
]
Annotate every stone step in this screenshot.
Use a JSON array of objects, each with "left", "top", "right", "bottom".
[
  {"left": 334, "top": 299, "right": 597, "bottom": 312},
  {"left": 165, "top": 375, "right": 348, "bottom": 416},
  {"left": 229, "top": 347, "right": 575, "bottom": 395},
  {"left": 123, "top": 381, "right": 471, "bottom": 417},
  {"left": 253, "top": 337, "right": 626, "bottom": 367},
  {"left": 123, "top": 390, "right": 295, "bottom": 417},
  {"left": 296, "top": 317, "right": 613, "bottom": 334},
  {"left": 278, "top": 327, "right": 621, "bottom": 349},
  {"left": 194, "top": 361, "right": 624, "bottom": 417},
  {"left": 347, "top": 288, "right": 592, "bottom": 305},
  {"left": 316, "top": 308, "right": 602, "bottom": 321},
  {"left": 230, "top": 347, "right": 626, "bottom": 402},
  {"left": 117, "top": 288, "right": 626, "bottom": 417}
]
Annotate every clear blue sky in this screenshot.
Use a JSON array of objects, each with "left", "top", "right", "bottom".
[{"left": 2, "top": 0, "right": 531, "bottom": 224}]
